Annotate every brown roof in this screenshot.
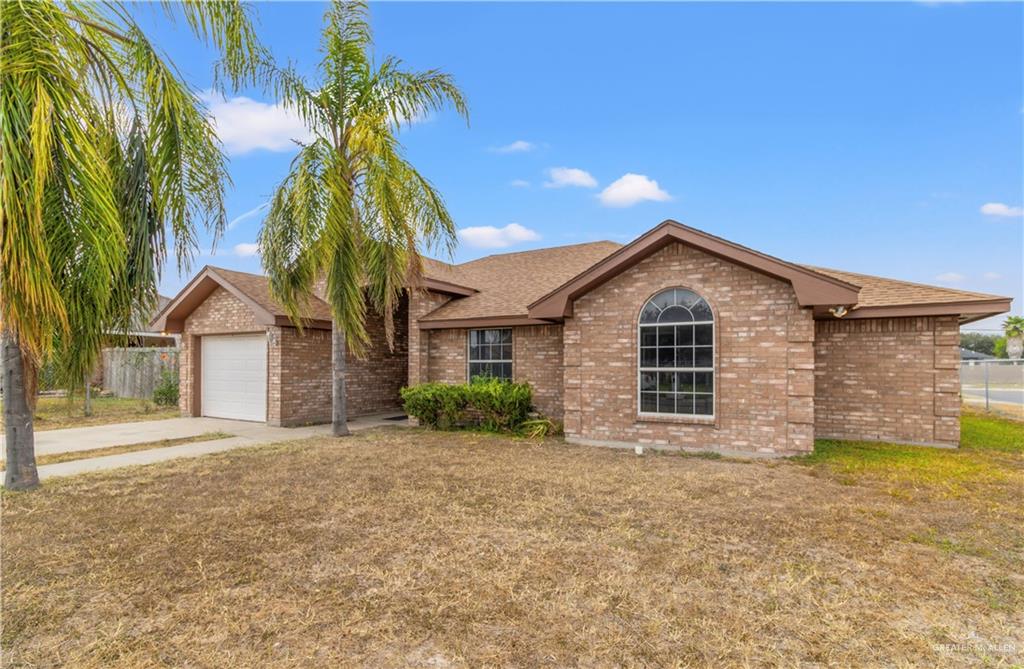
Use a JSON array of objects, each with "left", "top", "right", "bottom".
[
  {"left": 419, "top": 241, "right": 622, "bottom": 323},
  {"left": 209, "top": 267, "right": 334, "bottom": 322},
  {"left": 801, "top": 265, "right": 1006, "bottom": 309}
]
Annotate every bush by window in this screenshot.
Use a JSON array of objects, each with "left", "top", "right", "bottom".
[{"left": 401, "top": 377, "right": 532, "bottom": 432}]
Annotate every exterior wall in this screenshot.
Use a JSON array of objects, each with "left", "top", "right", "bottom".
[
  {"left": 345, "top": 295, "right": 409, "bottom": 418},
  {"left": 408, "top": 289, "right": 452, "bottom": 386},
  {"left": 426, "top": 329, "right": 466, "bottom": 384},
  {"left": 814, "top": 316, "right": 960, "bottom": 446},
  {"left": 268, "top": 326, "right": 331, "bottom": 426},
  {"left": 179, "top": 287, "right": 267, "bottom": 417},
  {"left": 513, "top": 324, "right": 564, "bottom": 419},
  {"left": 562, "top": 242, "right": 816, "bottom": 456}
]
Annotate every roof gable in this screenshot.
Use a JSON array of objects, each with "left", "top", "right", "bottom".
[
  {"left": 527, "top": 221, "right": 862, "bottom": 319},
  {"left": 150, "top": 266, "right": 333, "bottom": 333}
]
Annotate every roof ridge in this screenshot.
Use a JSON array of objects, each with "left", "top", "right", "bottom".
[{"left": 460, "top": 239, "right": 621, "bottom": 265}]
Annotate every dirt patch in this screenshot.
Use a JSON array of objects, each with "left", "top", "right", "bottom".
[{"left": 3, "top": 427, "right": 1022, "bottom": 667}]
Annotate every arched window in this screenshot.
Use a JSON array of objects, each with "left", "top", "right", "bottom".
[{"left": 638, "top": 288, "right": 714, "bottom": 416}]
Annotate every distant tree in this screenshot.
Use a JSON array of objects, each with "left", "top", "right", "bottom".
[
  {"left": 1004, "top": 316, "right": 1024, "bottom": 360},
  {"left": 993, "top": 337, "right": 1008, "bottom": 359},
  {"left": 960, "top": 332, "right": 1000, "bottom": 357}
]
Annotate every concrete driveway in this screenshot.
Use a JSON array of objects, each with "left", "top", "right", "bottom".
[{"left": 3, "top": 413, "right": 407, "bottom": 480}]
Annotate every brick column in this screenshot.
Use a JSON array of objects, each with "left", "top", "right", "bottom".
[
  {"left": 562, "top": 317, "right": 582, "bottom": 436},
  {"left": 785, "top": 308, "right": 816, "bottom": 452},
  {"left": 266, "top": 326, "right": 283, "bottom": 426},
  {"left": 933, "top": 316, "right": 960, "bottom": 445},
  {"left": 406, "top": 288, "right": 451, "bottom": 387}
]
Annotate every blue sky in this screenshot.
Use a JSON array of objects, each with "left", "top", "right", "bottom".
[{"left": 136, "top": 2, "right": 1023, "bottom": 331}]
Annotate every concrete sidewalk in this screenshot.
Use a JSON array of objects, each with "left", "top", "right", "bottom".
[{"left": 4, "top": 412, "right": 408, "bottom": 480}]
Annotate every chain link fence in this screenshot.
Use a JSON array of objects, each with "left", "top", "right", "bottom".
[{"left": 960, "top": 359, "right": 1024, "bottom": 419}]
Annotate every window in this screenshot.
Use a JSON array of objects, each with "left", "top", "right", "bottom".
[
  {"left": 638, "top": 288, "right": 714, "bottom": 416},
  {"left": 468, "top": 328, "right": 513, "bottom": 380}
]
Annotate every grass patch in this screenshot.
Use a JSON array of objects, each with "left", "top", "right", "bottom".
[
  {"left": 3, "top": 426, "right": 1022, "bottom": 667},
  {"left": 796, "top": 412, "right": 1024, "bottom": 500},
  {"left": 0, "top": 432, "right": 231, "bottom": 470},
  {"left": 1, "top": 396, "right": 179, "bottom": 432}
]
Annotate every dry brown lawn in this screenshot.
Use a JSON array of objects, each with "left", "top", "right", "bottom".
[
  {"left": 0, "top": 396, "right": 178, "bottom": 432},
  {"left": 3, "top": 420, "right": 1023, "bottom": 667}
]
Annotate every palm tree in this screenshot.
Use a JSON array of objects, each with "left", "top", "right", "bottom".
[
  {"left": 1, "top": 1, "right": 264, "bottom": 490},
  {"left": 258, "top": 1, "right": 467, "bottom": 437},
  {"left": 1004, "top": 316, "right": 1024, "bottom": 360}
]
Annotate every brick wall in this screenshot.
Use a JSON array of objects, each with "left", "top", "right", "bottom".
[
  {"left": 426, "top": 328, "right": 466, "bottom": 384},
  {"left": 814, "top": 316, "right": 960, "bottom": 446},
  {"left": 345, "top": 295, "right": 409, "bottom": 417},
  {"left": 269, "top": 326, "right": 331, "bottom": 426},
  {"left": 408, "top": 289, "right": 452, "bottom": 386},
  {"left": 180, "top": 287, "right": 267, "bottom": 417},
  {"left": 513, "top": 324, "right": 564, "bottom": 419},
  {"left": 562, "top": 242, "right": 816, "bottom": 456}
]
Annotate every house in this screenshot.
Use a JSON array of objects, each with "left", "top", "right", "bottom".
[
  {"left": 960, "top": 347, "right": 995, "bottom": 361},
  {"left": 151, "top": 220, "right": 1012, "bottom": 455}
]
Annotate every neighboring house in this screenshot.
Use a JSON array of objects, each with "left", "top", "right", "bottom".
[
  {"left": 109, "top": 295, "right": 178, "bottom": 347},
  {"left": 151, "top": 220, "right": 1012, "bottom": 455},
  {"left": 960, "top": 347, "right": 995, "bottom": 361}
]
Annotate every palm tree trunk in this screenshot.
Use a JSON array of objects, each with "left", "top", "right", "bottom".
[
  {"left": 3, "top": 331, "right": 39, "bottom": 490},
  {"left": 332, "top": 322, "right": 350, "bottom": 437}
]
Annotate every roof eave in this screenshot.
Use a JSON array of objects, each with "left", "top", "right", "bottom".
[
  {"left": 528, "top": 220, "right": 861, "bottom": 319},
  {"left": 813, "top": 298, "right": 1013, "bottom": 324},
  {"left": 418, "top": 315, "right": 556, "bottom": 330}
]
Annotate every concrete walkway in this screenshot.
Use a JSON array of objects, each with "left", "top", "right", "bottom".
[{"left": 3, "top": 412, "right": 408, "bottom": 481}]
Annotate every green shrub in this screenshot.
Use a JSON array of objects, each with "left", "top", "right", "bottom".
[
  {"left": 400, "top": 382, "right": 469, "bottom": 429},
  {"left": 152, "top": 370, "right": 180, "bottom": 407},
  {"left": 401, "top": 378, "right": 533, "bottom": 432}
]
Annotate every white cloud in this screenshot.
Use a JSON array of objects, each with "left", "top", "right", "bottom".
[
  {"left": 980, "top": 202, "right": 1024, "bottom": 218},
  {"left": 233, "top": 243, "right": 260, "bottom": 257},
  {"left": 544, "top": 167, "right": 597, "bottom": 189},
  {"left": 227, "top": 201, "right": 270, "bottom": 230},
  {"left": 509, "top": 179, "right": 530, "bottom": 188},
  {"left": 493, "top": 140, "right": 535, "bottom": 154},
  {"left": 201, "top": 91, "right": 313, "bottom": 155},
  {"left": 598, "top": 173, "right": 672, "bottom": 207},
  {"left": 935, "top": 272, "right": 965, "bottom": 283},
  {"left": 458, "top": 223, "right": 541, "bottom": 249},
  {"left": 983, "top": 272, "right": 1003, "bottom": 280}
]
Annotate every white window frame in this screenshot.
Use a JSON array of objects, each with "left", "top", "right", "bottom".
[
  {"left": 467, "top": 328, "right": 513, "bottom": 381},
  {"left": 637, "top": 290, "right": 715, "bottom": 419}
]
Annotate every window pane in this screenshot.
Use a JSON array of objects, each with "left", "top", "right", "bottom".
[
  {"left": 500, "top": 345, "right": 512, "bottom": 361},
  {"left": 641, "top": 348, "right": 657, "bottom": 367},
  {"left": 640, "top": 328, "right": 657, "bottom": 346},
  {"left": 658, "top": 305, "right": 692, "bottom": 323},
  {"left": 694, "top": 372, "right": 714, "bottom": 394},
  {"left": 641, "top": 392, "right": 658, "bottom": 412},
  {"left": 675, "top": 325, "right": 694, "bottom": 345},
  {"left": 640, "top": 303, "right": 661, "bottom": 324},
  {"left": 484, "top": 329, "right": 499, "bottom": 344},
  {"left": 469, "top": 363, "right": 481, "bottom": 378},
  {"left": 652, "top": 290, "right": 675, "bottom": 311},
  {"left": 694, "top": 394, "right": 713, "bottom": 415},
  {"left": 658, "top": 392, "right": 675, "bottom": 413},
  {"left": 691, "top": 299, "right": 713, "bottom": 321},
  {"left": 677, "top": 372, "right": 695, "bottom": 392},
  {"left": 657, "top": 326, "right": 674, "bottom": 347},
  {"left": 470, "top": 330, "right": 481, "bottom": 345},
  {"left": 501, "top": 329, "right": 512, "bottom": 344},
  {"left": 694, "top": 324, "right": 713, "bottom": 345},
  {"left": 658, "top": 372, "right": 675, "bottom": 392},
  {"left": 675, "top": 393, "right": 694, "bottom": 414},
  {"left": 676, "top": 289, "right": 699, "bottom": 308},
  {"left": 500, "top": 363, "right": 512, "bottom": 379},
  {"left": 694, "top": 346, "right": 713, "bottom": 368},
  {"left": 658, "top": 347, "right": 674, "bottom": 367},
  {"left": 675, "top": 347, "right": 694, "bottom": 368},
  {"left": 640, "top": 371, "right": 657, "bottom": 391}
]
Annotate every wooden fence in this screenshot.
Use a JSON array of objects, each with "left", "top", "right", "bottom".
[{"left": 101, "top": 347, "right": 178, "bottom": 399}]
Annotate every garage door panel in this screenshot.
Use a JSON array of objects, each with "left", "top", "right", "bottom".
[{"left": 202, "top": 334, "right": 267, "bottom": 422}]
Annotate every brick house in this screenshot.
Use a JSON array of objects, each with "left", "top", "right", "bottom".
[{"left": 151, "top": 220, "right": 1011, "bottom": 455}]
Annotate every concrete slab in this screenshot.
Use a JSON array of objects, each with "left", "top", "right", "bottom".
[{"left": 5, "top": 411, "right": 409, "bottom": 481}]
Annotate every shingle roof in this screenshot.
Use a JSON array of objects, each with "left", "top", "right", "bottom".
[
  {"left": 209, "top": 266, "right": 334, "bottom": 322},
  {"left": 802, "top": 265, "right": 1007, "bottom": 309},
  {"left": 419, "top": 241, "right": 622, "bottom": 322}
]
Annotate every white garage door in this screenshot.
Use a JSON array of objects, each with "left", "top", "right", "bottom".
[{"left": 202, "top": 334, "right": 267, "bottom": 422}]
